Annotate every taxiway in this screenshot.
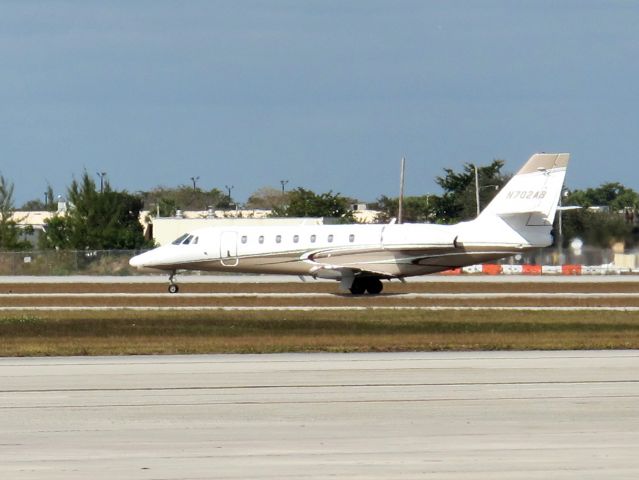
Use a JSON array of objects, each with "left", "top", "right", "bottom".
[{"left": 2, "top": 351, "right": 639, "bottom": 479}]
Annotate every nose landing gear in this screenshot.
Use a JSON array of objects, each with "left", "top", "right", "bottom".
[{"left": 168, "top": 271, "right": 179, "bottom": 294}]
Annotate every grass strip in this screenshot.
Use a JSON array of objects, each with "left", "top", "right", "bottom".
[
  {"left": 3, "top": 281, "right": 639, "bottom": 294},
  {"left": 2, "top": 310, "right": 639, "bottom": 356}
]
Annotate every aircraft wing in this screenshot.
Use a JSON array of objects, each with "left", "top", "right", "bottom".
[
  {"left": 307, "top": 263, "right": 393, "bottom": 280},
  {"left": 302, "top": 245, "right": 455, "bottom": 279}
]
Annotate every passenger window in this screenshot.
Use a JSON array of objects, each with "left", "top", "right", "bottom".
[
  {"left": 276, "top": 235, "right": 282, "bottom": 243},
  {"left": 310, "top": 234, "right": 316, "bottom": 243},
  {"left": 349, "top": 234, "right": 355, "bottom": 243},
  {"left": 172, "top": 233, "right": 189, "bottom": 245},
  {"left": 328, "top": 234, "right": 334, "bottom": 243},
  {"left": 293, "top": 235, "right": 299, "bottom": 243},
  {"left": 241, "top": 235, "right": 247, "bottom": 244},
  {"left": 258, "top": 235, "right": 264, "bottom": 244}
]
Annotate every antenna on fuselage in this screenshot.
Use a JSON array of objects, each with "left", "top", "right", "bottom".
[{"left": 398, "top": 156, "right": 406, "bottom": 224}]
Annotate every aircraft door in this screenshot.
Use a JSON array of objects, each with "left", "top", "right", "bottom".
[{"left": 220, "top": 231, "right": 239, "bottom": 266}]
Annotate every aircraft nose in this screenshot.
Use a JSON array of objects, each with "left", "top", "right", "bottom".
[{"left": 129, "top": 252, "right": 147, "bottom": 268}]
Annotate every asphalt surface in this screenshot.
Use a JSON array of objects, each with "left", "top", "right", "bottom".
[
  {"left": 1, "top": 278, "right": 639, "bottom": 311},
  {"left": 2, "top": 351, "right": 639, "bottom": 479},
  {"left": 1, "top": 274, "right": 639, "bottom": 283}
]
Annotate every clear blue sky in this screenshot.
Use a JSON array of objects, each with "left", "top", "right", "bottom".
[{"left": 2, "top": 0, "right": 638, "bottom": 205}]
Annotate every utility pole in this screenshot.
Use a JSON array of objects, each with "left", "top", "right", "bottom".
[
  {"left": 398, "top": 157, "right": 406, "bottom": 224},
  {"left": 474, "top": 164, "right": 480, "bottom": 217},
  {"left": 558, "top": 192, "right": 563, "bottom": 239},
  {"left": 473, "top": 164, "right": 499, "bottom": 216},
  {"left": 97, "top": 172, "right": 107, "bottom": 194},
  {"left": 280, "top": 179, "right": 289, "bottom": 193},
  {"left": 558, "top": 186, "right": 569, "bottom": 255}
]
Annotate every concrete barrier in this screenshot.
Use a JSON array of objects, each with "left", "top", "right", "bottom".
[
  {"left": 434, "top": 263, "right": 625, "bottom": 276},
  {"left": 541, "top": 265, "right": 563, "bottom": 275},
  {"left": 439, "top": 267, "right": 462, "bottom": 275},
  {"left": 522, "top": 264, "right": 542, "bottom": 275},
  {"left": 581, "top": 265, "right": 604, "bottom": 275},
  {"left": 562, "top": 264, "right": 582, "bottom": 275},
  {"left": 462, "top": 265, "right": 483, "bottom": 274},
  {"left": 481, "top": 264, "right": 502, "bottom": 275},
  {"left": 501, "top": 265, "right": 524, "bottom": 275}
]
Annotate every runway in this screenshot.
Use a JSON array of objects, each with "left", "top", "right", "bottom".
[
  {"left": 2, "top": 274, "right": 639, "bottom": 283},
  {"left": 2, "top": 305, "right": 639, "bottom": 312},
  {"left": 1, "top": 277, "right": 639, "bottom": 311},
  {"left": 2, "top": 351, "right": 639, "bottom": 479}
]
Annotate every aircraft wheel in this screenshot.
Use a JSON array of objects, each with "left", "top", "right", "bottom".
[
  {"left": 349, "top": 279, "right": 366, "bottom": 295},
  {"left": 365, "top": 278, "right": 383, "bottom": 295},
  {"left": 168, "top": 284, "right": 179, "bottom": 294}
]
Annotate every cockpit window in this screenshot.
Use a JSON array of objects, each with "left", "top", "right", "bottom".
[
  {"left": 172, "top": 233, "right": 189, "bottom": 245},
  {"left": 171, "top": 233, "right": 198, "bottom": 245}
]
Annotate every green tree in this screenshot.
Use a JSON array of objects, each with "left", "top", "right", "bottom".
[
  {"left": 19, "top": 185, "right": 56, "bottom": 212},
  {"left": 0, "top": 175, "right": 31, "bottom": 250},
  {"left": 561, "top": 182, "right": 639, "bottom": 248},
  {"left": 157, "top": 198, "right": 179, "bottom": 218},
  {"left": 566, "top": 182, "right": 639, "bottom": 211},
  {"left": 41, "top": 172, "right": 151, "bottom": 250},
  {"left": 434, "top": 160, "right": 508, "bottom": 223},
  {"left": 562, "top": 209, "right": 635, "bottom": 249},
  {"left": 271, "top": 188, "right": 354, "bottom": 222},
  {"left": 141, "top": 185, "right": 230, "bottom": 215},
  {"left": 371, "top": 194, "right": 437, "bottom": 223},
  {"left": 245, "top": 186, "right": 288, "bottom": 210}
]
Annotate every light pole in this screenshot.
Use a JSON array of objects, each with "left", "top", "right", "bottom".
[
  {"left": 474, "top": 165, "right": 480, "bottom": 217},
  {"left": 473, "top": 164, "right": 498, "bottom": 216},
  {"left": 97, "top": 172, "right": 107, "bottom": 193},
  {"left": 190, "top": 176, "right": 200, "bottom": 191},
  {"left": 280, "top": 180, "right": 289, "bottom": 193},
  {"left": 398, "top": 157, "right": 406, "bottom": 224},
  {"left": 225, "top": 184, "right": 234, "bottom": 202},
  {"left": 557, "top": 186, "right": 570, "bottom": 254}
]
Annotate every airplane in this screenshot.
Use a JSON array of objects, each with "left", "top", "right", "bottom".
[{"left": 130, "top": 153, "right": 569, "bottom": 294}]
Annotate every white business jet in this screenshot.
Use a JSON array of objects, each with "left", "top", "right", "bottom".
[{"left": 130, "top": 153, "right": 569, "bottom": 294}]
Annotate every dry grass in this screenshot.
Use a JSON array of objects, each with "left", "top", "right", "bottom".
[
  {"left": 2, "top": 280, "right": 639, "bottom": 294},
  {"left": 1, "top": 295, "right": 638, "bottom": 308},
  {"left": 2, "top": 309, "right": 639, "bottom": 356},
  {"left": 2, "top": 279, "right": 638, "bottom": 356}
]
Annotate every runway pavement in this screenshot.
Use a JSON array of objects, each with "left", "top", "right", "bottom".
[
  {"left": 1, "top": 278, "right": 639, "bottom": 311},
  {"left": 2, "top": 351, "right": 639, "bottom": 479},
  {"left": 2, "top": 274, "right": 639, "bottom": 283}
]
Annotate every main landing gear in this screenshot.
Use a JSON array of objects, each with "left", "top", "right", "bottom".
[
  {"left": 168, "top": 271, "right": 179, "bottom": 294},
  {"left": 349, "top": 277, "right": 383, "bottom": 295}
]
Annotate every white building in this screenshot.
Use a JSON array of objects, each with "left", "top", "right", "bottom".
[{"left": 11, "top": 205, "right": 383, "bottom": 248}]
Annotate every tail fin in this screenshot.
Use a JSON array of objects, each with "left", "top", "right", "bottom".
[
  {"left": 479, "top": 153, "right": 569, "bottom": 223},
  {"left": 468, "top": 153, "right": 570, "bottom": 248}
]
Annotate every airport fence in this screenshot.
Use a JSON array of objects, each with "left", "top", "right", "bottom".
[
  {"left": 0, "top": 250, "right": 145, "bottom": 276},
  {"left": 0, "top": 246, "right": 628, "bottom": 276}
]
